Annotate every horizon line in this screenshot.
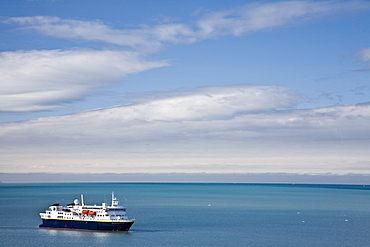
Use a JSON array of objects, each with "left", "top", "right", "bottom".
[{"left": 1, "top": 172, "right": 369, "bottom": 185}]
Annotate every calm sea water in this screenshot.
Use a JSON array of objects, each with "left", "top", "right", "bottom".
[{"left": 0, "top": 183, "right": 369, "bottom": 247}]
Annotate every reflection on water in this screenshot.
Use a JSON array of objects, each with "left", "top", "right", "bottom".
[
  {"left": 39, "top": 228, "right": 132, "bottom": 244},
  {"left": 40, "top": 228, "right": 130, "bottom": 237}
]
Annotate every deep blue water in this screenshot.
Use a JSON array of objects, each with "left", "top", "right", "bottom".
[{"left": 0, "top": 183, "right": 369, "bottom": 246}]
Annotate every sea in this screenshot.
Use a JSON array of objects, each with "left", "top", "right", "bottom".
[{"left": 0, "top": 183, "right": 369, "bottom": 247}]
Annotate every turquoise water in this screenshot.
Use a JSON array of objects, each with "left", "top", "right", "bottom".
[{"left": 0, "top": 183, "right": 369, "bottom": 246}]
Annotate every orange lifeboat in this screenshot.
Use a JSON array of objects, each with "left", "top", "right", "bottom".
[
  {"left": 82, "top": 210, "right": 89, "bottom": 214},
  {"left": 88, "top": 211, "right": 96, "bottom": 215}
]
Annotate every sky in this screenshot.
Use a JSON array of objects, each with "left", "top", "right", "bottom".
[{"left": 0, "top": 0, "right": 370, "bottom": 182}]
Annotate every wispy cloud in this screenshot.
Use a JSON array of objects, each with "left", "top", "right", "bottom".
[
  {"left": 0, "top": 85, "right": 369, "bottom": 174},
  {"left": 108, "top": 85, "right": 300, "bottom": 122},
  {"left": 195, "top": 0, "right": 369, "bottom": 37},
  {"left": 358, "top": 47, "right": 370, "bottom": 64},
  {"left": 2, "top": 1, "right": 370, "bottom": 113},
  {"left": 0, "top": 49, "right": 168, "bottom": 112},
  {"left": 5, "top": 16, "right": 196, "bottom": 51},
  {"left": 6, "top": 1, "right": 370, "bottom": 49}
]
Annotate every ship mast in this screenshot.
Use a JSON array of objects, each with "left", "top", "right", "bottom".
[{"left": 111, "top": 192, "right": 119, "bottom": 206}]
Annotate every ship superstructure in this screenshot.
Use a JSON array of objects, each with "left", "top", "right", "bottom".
[{"left": 39, "top": 192, "right": 135, "bottom": 231}]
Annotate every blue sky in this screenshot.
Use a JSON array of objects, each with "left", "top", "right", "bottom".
[{"left": 0, "top": 0, "right": 370, "bottom": 181}]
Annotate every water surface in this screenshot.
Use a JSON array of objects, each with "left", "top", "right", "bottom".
[{"left": 0, "top": 183, "right": 369, "bottom": 246}]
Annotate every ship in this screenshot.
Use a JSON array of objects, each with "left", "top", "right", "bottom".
[{"left": 39, "top": 192, "right": 135, "bottom": 231}]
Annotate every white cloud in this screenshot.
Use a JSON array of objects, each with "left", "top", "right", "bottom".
[
  {"left": 2, "top": 1, "right": 369, "bottom": 113},
  {"left": 1, "top": 1, "right": 370, "bottom": 175},
  {"left": 6, "top": 16, "right": 195, "bottom": 51},
  {"left": 6, "top": 1, "right": 370, "bottom": 48},
  {"left": 358, "top": 48, "right": 370, "bottom": 62},
  {"left": 0, "top": 85, "right": 369, "bottom": 174},
  {"left": 0, "top": 49, "right": 168, "bottom": 112},
  {"left": 196, "top": 1, "right": 370, "bottom": 37},
  {"left": 7, "top": 16, "right": 147, "bottom": 47},
  {"left": 111, "top": 85, "right": 300, "bottom": 122}
]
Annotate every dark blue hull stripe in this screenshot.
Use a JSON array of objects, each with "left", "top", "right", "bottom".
[{"left": 39, "top": 219, "right": 134, "bottom": 231}]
